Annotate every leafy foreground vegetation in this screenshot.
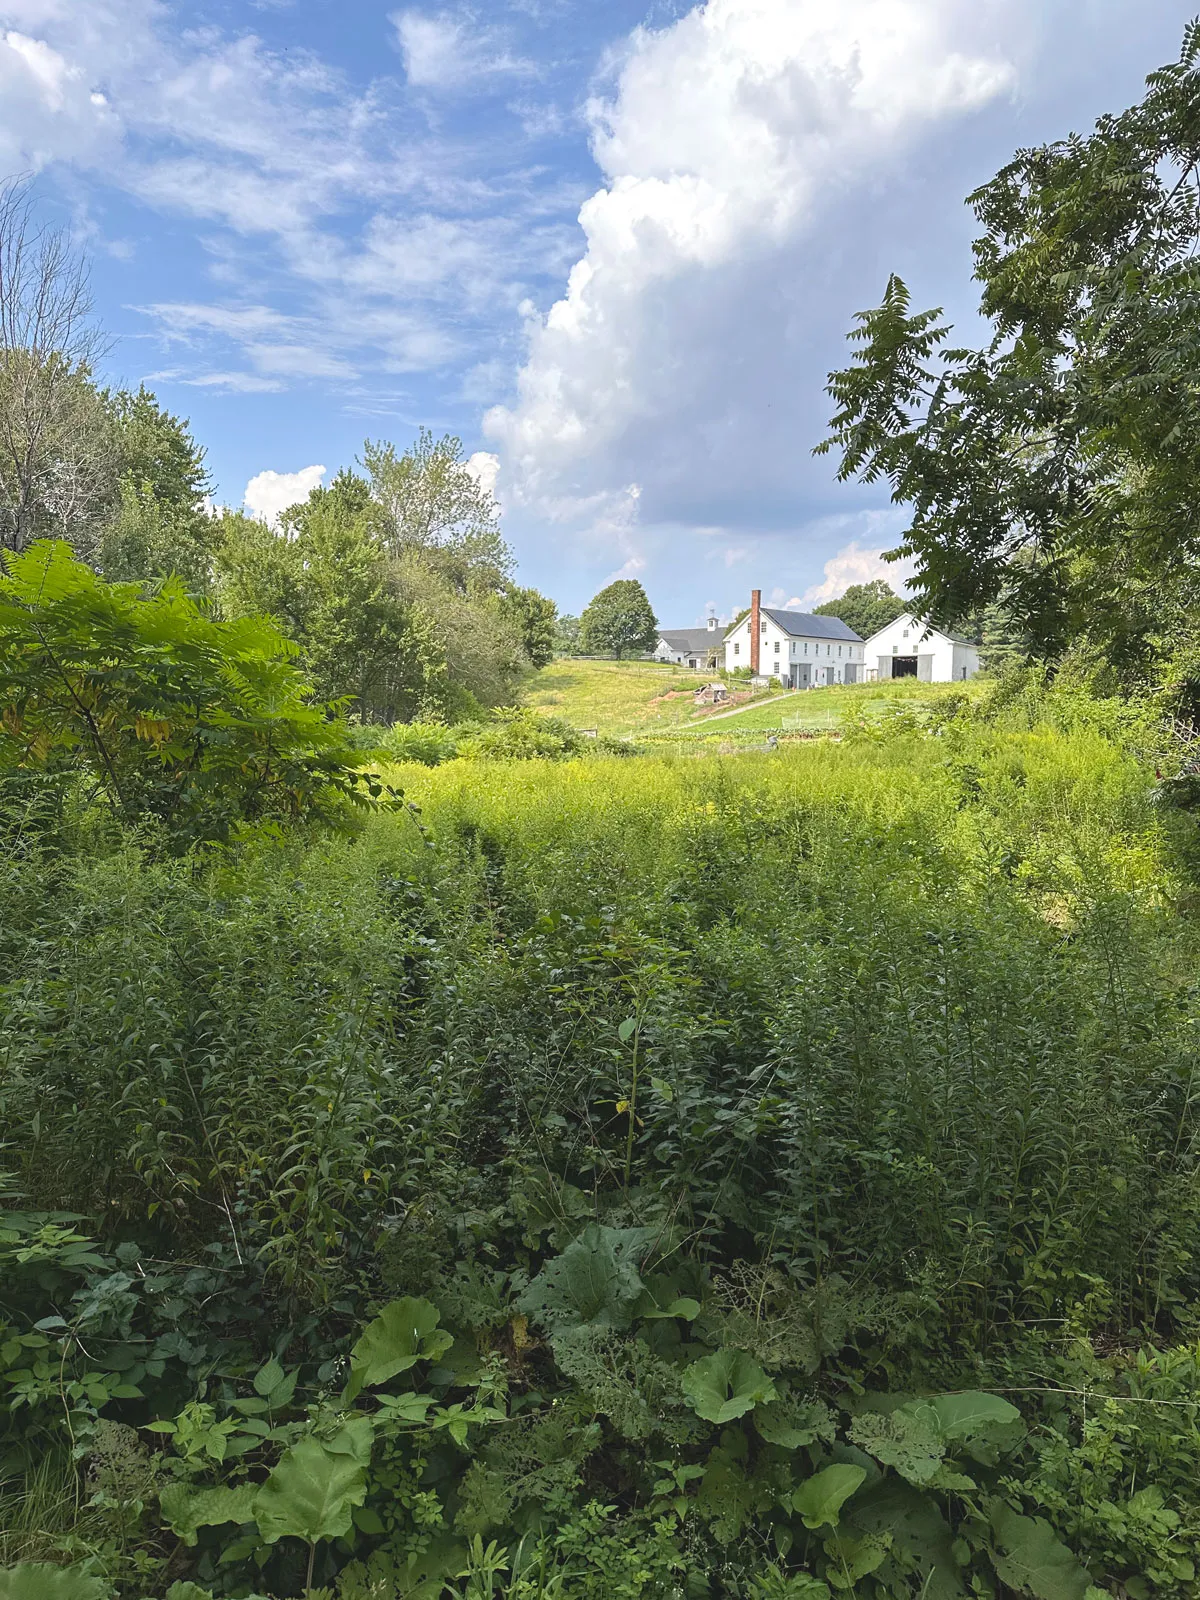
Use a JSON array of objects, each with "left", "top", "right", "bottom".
[{"left": 5, "top": 703, "right": 1200, "bottom": 1598}]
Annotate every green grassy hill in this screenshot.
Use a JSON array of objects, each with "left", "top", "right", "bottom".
[
  {"left": 522, "top": 657, "right": 787, "bottom": 735},
  {"left": 523, "top": 657, "right": 982, "bottom": 740}
]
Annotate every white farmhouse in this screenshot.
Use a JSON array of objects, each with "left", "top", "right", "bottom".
[
  {"left": 722, "top": 591, "right": 866, "bottom": 686},
  {"left": 862, "top": 613, "right": 980, "bottom": 682},
  {"left": 652, "top": 616, "right": 723, "bottom": 669}
]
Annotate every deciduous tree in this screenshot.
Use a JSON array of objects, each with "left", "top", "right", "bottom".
[
  {"left": 0, "top": 181, "right": 113, "bottom": 554},
  {"left": 0, "top": 540, "right": 379, "bottom": 847},
  {"left": 816, "top": 23, "right": 1200, "bottom": 670},
  {"left": 813, "top": 579, "right": 906, "bottom": 640},
  {"left": 580, "top": 579, "right": 658, "bottom": 659}
]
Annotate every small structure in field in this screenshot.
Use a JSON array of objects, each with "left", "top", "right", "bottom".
[
  {"left": 653, "top": 615, "right": 724, "bottom": 669},
  {"left": 693, "top": 681, "right": 728, "bottom": 705}
]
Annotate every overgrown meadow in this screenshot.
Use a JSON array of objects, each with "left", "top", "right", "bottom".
[{"left": 4, "top": 714, "right": 1200, "bottom": 1598}]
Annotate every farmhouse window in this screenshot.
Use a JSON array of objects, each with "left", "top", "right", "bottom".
[
  {"left": 734, "top": 643, "right": 740, "bottom": 656},
  {"left": 774, "top": 641, "right": 780, "bottom": 653}
]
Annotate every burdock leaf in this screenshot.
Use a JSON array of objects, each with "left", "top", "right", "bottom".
[
  {"left": 988, "top": 1503, "right": 1090, "bottom": 1600},
  {"left": 681, "top": 1348, "right": 776, "bottom": 1424},
  {"left": 253, "top": 1430, "right": 370, "bottom": 1546},
  {"left": 793, "top": 1465, "right": 867, "bottom": 1530},
  {"left": 347, "top": 1297, "right": 452, "bottom": 1399}
]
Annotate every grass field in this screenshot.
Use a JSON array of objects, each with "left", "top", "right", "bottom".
[
  {"left": 701, "top": 676, "right": 984, "bottom": 731},
  {"left": 522, "top": 657, "right": 790, "bottom": 735},
  {"left": 523, "top": 657, "right": 982, "bottom": 738}
]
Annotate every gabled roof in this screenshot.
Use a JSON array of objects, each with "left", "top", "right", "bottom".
[
  {"left": 759, "top": 608, "right": 863, "bottom": 643},
  {"left": 862, "top": 612, "right": 974, "bottom": 647},
  {"left": 657, "top": 628, "right": 720, "bottom": 653}
]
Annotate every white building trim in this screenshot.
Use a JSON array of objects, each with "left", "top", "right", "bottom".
[
  {"left": 861, "top": 613, "right": 981, "bottom": 682},
  {"left": 723, "top": 607, "right": 866, "bottom": 687}
]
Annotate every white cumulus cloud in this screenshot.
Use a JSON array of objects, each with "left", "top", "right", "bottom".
[
  {"left": 0, "top": 27, "right": 119, "bottom": 170},
  {"left": 244, "top": 465, "right": 327, "bottom": 526},
  {"left": 799, "top": 538, "right": 915, "bottom": 607},
  {"left": 464, "top": 450, "right": 501, "bottom": 497},
  {"left": 486, "top": 0, "right": 1017, "bottom": 529}
]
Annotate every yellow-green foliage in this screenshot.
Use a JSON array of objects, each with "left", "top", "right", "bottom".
[
  {"left": 4, "top": 717, "right": 1199, "bottom": 1599},
  {"left": 381, "top": 726, "right": 1174, "bottom": 919}
]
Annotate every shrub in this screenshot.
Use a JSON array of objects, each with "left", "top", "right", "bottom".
[{"left": 0, "top": 541, "right": 383, "bottom": 848}]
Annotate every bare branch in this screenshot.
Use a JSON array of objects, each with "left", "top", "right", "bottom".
[{"left": 0, "top": 176, "right": 115, "bottom": 554}]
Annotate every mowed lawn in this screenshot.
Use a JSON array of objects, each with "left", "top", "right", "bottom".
[
  {"left": 697, "top": 676, "right": 987, "bottom": 732},
  {"left": 523, "top": 658, "right": 790, "bottom": 735},
  {"left": 524, "top": 658, "right": 983, "bottom": 738}
]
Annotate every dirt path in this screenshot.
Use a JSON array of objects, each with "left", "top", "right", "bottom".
[{"left": 693, "top": 689, "right": 807, "bottom": 724}]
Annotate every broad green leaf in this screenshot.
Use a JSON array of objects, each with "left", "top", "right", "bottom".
[
  {"left": 931, "top": 1391, "right": 1024, "bottom": 1463},
  {"left": 253, "top": 1357, "right": 285, "bottom": 1397},
  {"left": 793, "top": 1465, "right": 867, "bottom": 1530},
  {"left": 989, "top": 1503, "right": 1090, "bottom": 1600},
  {"left": 930, "top": 1391, "right": 1022, "bottom": 1441},
  {"left": 254, "top": 1430, "right": 370, "bottom": 1545},
  {"left": 640, "top": 1297, "right": 700, "bottom": 1322},
  {"left": 0, "top": 1567, "right": 111, "bottom": 1600},
  {"left": 322, "top": 1416, "right": 374, "bottom": 1462},
  {"left": 618, "top": 1018, "right": 637, "bottom": 1042},
  {"left": 755, "top": 1396, "right": 837, "bottom": 1450},
  {"left": 850, "top": 1408, "right": 945, "bottom": 1485},
  {"left": 844, "top": 1481, "right": 966, "bottom": 1600},
  {"left": 825, "top": 1531, "right": 890, "bottom": 1585},
  {"left": 681, "top": 1348, "right": 776, "bottom": 1424},
  {"left": 347, "top": 1297, "right": 453, "bottom": 1399},
  {"left": 158, "top": 1484, "right": 259, "bottom": 1546},
  {"left": 518, "top": 1225, "right": 654, "bottom": 1334}
]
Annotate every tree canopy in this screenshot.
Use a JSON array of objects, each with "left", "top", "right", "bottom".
[
  {"left": 580, "top": 580, "right": 658, "bottom": 659},
  {"left": 813, "top": 579, "right": 906, "bottom": 641},
  {"left": 816, "top": 22, "right": 1200, "bottom": 671},
  {"left": 0, "top": 541, "right": 379, "bottom": 848}
]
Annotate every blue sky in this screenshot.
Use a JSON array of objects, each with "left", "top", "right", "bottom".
[{"left": 0, "top": 0, "right": 1190, "bottom": 624}]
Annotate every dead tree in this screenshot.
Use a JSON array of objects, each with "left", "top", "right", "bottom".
[{"left": 0, "top": 178, "right": 113, "bottom": 554}]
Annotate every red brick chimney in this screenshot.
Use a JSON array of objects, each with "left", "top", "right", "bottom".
[{"left": 750, "top": 589, "right": 761, "bottom": 675}]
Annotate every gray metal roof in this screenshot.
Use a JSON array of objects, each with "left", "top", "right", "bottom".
[
  {"left": 657, "top": 628, "right": 722, "bottom": 653},
  {"left": 759, "top": 608, "right": 863, "bottom": 642}
]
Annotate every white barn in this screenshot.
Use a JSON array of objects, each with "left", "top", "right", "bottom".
[
  {"left": 723, "top": 591, "right": 866, "bottom": 686},
  {"left": 862, "top": 613, "right": 980, "bottom": 682},
  {"left": 652, "top": 617, "right": 723, "bottom": 669}
]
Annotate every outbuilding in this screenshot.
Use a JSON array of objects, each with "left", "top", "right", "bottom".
[
  {"left": 862, "top": 613, "right": 980, "bottom": 682},
  {"left": 652, "top": 616, "right": 723, "bottom": 669}
]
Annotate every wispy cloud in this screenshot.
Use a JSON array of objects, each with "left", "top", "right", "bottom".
[
  {"left": 392, "top": 10, "right": 536, "bottom": 90},
  {"left": 0, "top": 1, "right": 570, "bottom": 398}
]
